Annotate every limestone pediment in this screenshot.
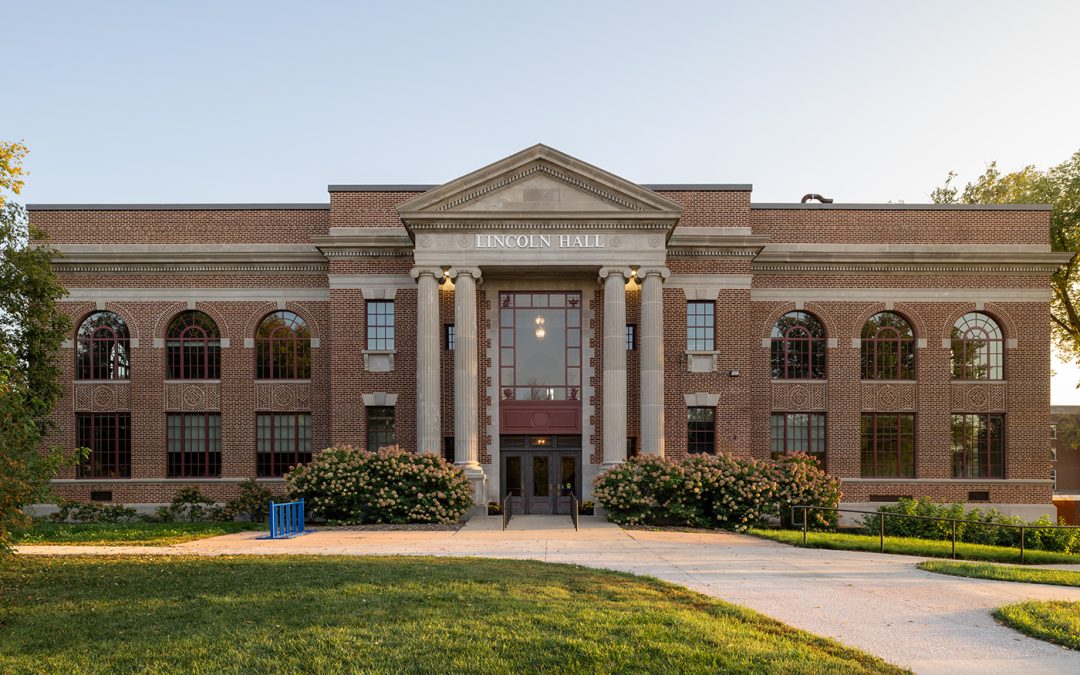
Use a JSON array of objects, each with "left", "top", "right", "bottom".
[{"left": 397, "top": 144, "right": 683, "bottom": 226}]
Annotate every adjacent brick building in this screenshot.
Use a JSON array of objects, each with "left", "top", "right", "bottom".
[{"left": 32, "top": 145, "right": 1072, "bottom": 518}]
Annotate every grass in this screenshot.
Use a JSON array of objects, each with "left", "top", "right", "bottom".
[
  {"left": 748, "top": 528, "right": 1080, "bottom": 565},
  {"left": 917, "top": 560, "right": 1080, "bottom": 587},
  {"left": 993, "top": 601, "right": 1080, "bottom": 651},
  {"left": 0, "top": 555, "right": 907, "bottom": 674},
  {"left": 14, "top": 521, "right": 261, "bottom": 546}
]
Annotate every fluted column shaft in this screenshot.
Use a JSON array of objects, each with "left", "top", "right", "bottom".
[
  {"left": 411, "top": 267, "right": 442, "bottom": 454},
  {"left": 600, "top": 267, "right": 632, "bottom": 465},
  {"left": 450, "top": 268, "right": 482, "bottom": 469},
  {"left": 639, "top": 267, "right": 669, "bottom": 456}
]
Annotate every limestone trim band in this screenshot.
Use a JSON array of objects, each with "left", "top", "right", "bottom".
[
  {"left": 63, "top": 288, "right": 332, "bottom": 302},
  {"left": 749, "top": 288, "right": 1053, "bottom": 303}
]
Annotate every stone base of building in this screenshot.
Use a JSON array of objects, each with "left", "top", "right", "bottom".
[{"left": 836, "top": 501, "right": 1056, "bottom": 527}]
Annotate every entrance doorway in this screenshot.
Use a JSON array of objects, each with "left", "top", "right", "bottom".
[{"left": 501, "top": 435, "right": 580, "bottom": 515}]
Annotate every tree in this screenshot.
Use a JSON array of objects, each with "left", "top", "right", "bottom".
[
  {"left": 0, "top": 141, "right": 74, "bottom": 553},
  {"left": 932, "top": 151, "right": 1080, "bottom": 364}
]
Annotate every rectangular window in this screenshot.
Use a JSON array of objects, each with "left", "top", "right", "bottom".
[
  {"left": 1051, "top": 424, "right": 1057, "bottom": 440},
  {"left": 860, "top": 414, "right": 915, "bottom": 478},
  {"left": 366, "top": 301, "right": 395, "bottom": 351},
  {"left": 76, "top": 413, "right": 131, "bottom": 478},
  {"left": 627, "top": 436, "right": 638, "bottom": 458},
  {"left": 367, "top": 406, "right": 396, "bottom": 451},
  {"left": 443, "top": 436, "right": 455, "bottom": 463},
  {"left": 687, "top": 407, "right": 715, "bottom": 454},
  {"left": 1051, "top": 469, "right": 1057, "bottom": 490},
  {"left": 771, "top": 412, "right": 827, "bottom": 469},
  {"left": 951, "top": 413, "right": 1004, "bottom": 479},
  {"left": 626, "top": 324, "right": 637, "bottom": 351},
  {"left": 256, "top": 413, "right": 312, "bottom": 477},
  {"left": 687, "top": 302, "right": 715, "bottom": 351},
  {"left": 445, "top": 324, "right": 455, "bottom": 351},
  {"left": 167, "top": 413, "right": 221, "bottom": 477}
]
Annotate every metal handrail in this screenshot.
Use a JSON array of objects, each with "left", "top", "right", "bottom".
[
  {"left": 502, "top": 492, "right": 512, "bottom": 531},
  {"left": 569, "top": 492, "right": 579, "bottom": 531},
  {"left": 791, "top": 504, "right": 1080, "bottom": 563}
]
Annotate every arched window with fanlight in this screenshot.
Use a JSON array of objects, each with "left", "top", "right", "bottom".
[
  {"left": 255, "top": 311, "right": 311, "bottom": 379},
  {"left": 861, "top": 312, "right": 915, "bottom": 380},
  {"left": 76, "top": 311, "right": 131, "bottom": 380},
  {"left": 166, "top": 311, "right": 221, "bottom": 380},
  {"left": 770, "top": 311, "right": 826, "bottom": 379},
  {"left": 951, "top": 312, "right": 1004, "bottom": 380}
]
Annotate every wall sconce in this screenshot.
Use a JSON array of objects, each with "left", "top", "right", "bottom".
[
  {"left": 534, "top": 315, "right": 546, "bottom": 340},
  {"left": 729, "top": 369, "right": 740, "bottom": 377}
]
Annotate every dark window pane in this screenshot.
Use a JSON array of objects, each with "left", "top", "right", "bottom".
[
  {"left": 366, "top": 406, "right": 396, "bottom": 451},
  {"left": 771, "top": 312, "right": 826, "bottom": 379},
  {"left": 366, "top": 301, "right": 395, "bottom": 351},
  {"left": 687, "top": 407, "right": 715, "bottom": 454},
  {"left": 166, "top": 413, "right": 221, "bottom": 477}
]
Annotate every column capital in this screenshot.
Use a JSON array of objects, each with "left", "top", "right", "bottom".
[
  {"left": 637, "top": 266, "right": 670, "bottom": 280},
  {"left": 447, "top": 267, "right": 482, "bottom": 282},
  {"left": 598, "top": 267, "right": 633, "bottom": 284},
  {"left": 410, "top": 267, "right": 444, "bottom": 281}
]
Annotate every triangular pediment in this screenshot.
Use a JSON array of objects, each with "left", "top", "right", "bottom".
[{"left": 397, "top": 144, "right": 683, "bottom": 224}]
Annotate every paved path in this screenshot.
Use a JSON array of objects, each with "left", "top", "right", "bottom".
[{"left": 18, "top": 516, "right": 1080, "bottom": 674}]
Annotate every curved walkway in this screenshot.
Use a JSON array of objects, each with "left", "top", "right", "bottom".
[{"left": 18, "top": 516, "right": 1080, "bottom": 674}]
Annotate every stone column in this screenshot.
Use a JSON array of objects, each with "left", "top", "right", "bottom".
[
  {"left": 639, "top": 267, "right": 669, "bottom": 456},
  {"left": 448, "top": 267, "right": 486, "bottom": 505},
  {"left": 410, "top": 267, "right": 442, "bottom": 455},
  {"left": 599, "top": 267, "right": 632, "bottom": 466}
]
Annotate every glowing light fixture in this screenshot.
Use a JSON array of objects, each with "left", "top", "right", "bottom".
[{"left": 534, "top": 315, "right": 546, "bottom": 340}]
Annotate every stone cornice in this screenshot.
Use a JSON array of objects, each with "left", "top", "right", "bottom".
[
  {"left": 51, "top": 244, "right": 331, "bottom": 275},
  {"left": 408, "top": 220, "right": 672, "bottom": 231},
  {"left": 55, "top": 263, "right": 329, "bottom": 274},
  {"left": 752, "top": 246, "right": 1074, "bottom": 275}
]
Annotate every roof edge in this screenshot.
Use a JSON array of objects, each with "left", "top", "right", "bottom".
[
  {"left": 27, "top": 203, "right": 330, "bottom": 211},
  {"left": 751, "top": 203, "right": 1053, "bottom": 211},
  {"left": 328, "top": 185, "right": 436, "bottom": 192},
  {"left": 644, "top": 184, "right": 752, "bottom": 191}
]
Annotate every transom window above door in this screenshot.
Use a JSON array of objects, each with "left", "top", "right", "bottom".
[{"left": 499, "top": 292, "right": 581, "bottom": 401}]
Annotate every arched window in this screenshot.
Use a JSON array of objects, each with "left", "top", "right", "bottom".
[
  {"left": 166, "top": 311, "right": 221, "bottom": 380},
  {"left": 770, "top": 311, "right": 826, "bottom": 379},
  {"left": 76, "top": 311, "right": 131, "bottom": 380},
  {"left": 861, "top": 312, "right": 915, "bottom": 380},
  {"left": 255, "top": 311, "right": 311, "bottom": 379},
  {"left": 951, "top": 312, "right": 1003, "bottom": 380}
]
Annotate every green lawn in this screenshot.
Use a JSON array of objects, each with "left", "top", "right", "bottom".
[
  {"left": 749, "top": 528, "right": 1080, "bottom": 565},
  {"left": 15, "top": 521, "right": 261, "bottom": 546},
  {"left": 993, "top": 601, "right": 1080, "bottom": 651},
  {"left": 0, "top": 556, "right": 906, "bottom": 674},
  {"left": 918, "top": 560, "right": 1080, "bottom": 587}
]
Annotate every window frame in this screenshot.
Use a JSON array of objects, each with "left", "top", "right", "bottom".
[
  {"left": 166, "top": 413, "right": 222, "bottom": 478},
  {"left": 366, "top": 300, "right": 395, "bottom": 351},
  {"left": 770, "top": 412, "right": 827, "bottom": 469},
  {"left": 76, "top": 412, "right": 131, "bottom": 478},
  {"left": 860, "top": 413, "right": 915, "bottom": 478},
  {"left": 950, "top": 312, "right": 1004, "bottom": 381},
  {"left": 366, "top": 406, "right": 396, "bottom": 451},
  {"left": 445, "top": 324, "right": 455, "bottom": 351},
  {"left": 770, "top": 311, "right": 827, "bottom": 380},
  {"left": 950, "top": 413, "right": 1005, "bottom": 479},
  {"left": 687, "top": 407, "right": 715, "bottom": 454},
  {"left": 256, "top": 412, "right": 313, "bottom": 477},
  {"left": 686, "top": 301, "right": 715, "bottom": 351},
  {"left": 75, "top": 311, "right": 131, "bottom": 381},
  {"left": 166, "top": 311, "right": 221, "bottom": 380},
  {"left": 255, "top": 311, "right": 311, "bottom": 380},
  {"left": 860, "top": 312, "right": 915, "bottom": 381},
  {"left": 626, "top": 323, "right": 637, "bottom": 351}
]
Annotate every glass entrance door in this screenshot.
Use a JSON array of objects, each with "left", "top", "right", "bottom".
[{"left": 500, "top": 436, "right": 581, "bottom": 515}]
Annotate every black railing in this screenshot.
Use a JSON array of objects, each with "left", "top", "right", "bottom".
[
  {"left": 569, "top": 492, "right": 579, "bottom": 531},
  {"left": 791, "top": 505, "right": 1080, "bottom": 564},
  {"left": 502, "top": 492, "right": 512, "bottom": 531}
]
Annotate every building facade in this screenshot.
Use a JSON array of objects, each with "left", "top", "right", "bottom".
[{"left": 32, "top": 145, "right": 1071, "bottom": 517}]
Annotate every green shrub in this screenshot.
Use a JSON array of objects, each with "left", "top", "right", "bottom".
[
  {"left": 226, "top": 479, "right": 273, "bottom": 522},
  {"left": 860, "top": 498, "right": 1080, "bottom": 554},
  {"left": 592, "top": 452, "right": 842, "bottom": 531},
  {"left": 771, "top": 453, "right": 842, "bottom": 528},
  {"left": 285, "top": 445, "right": 473, "bottom": 524},
  {"left": 154, "top": 487, "right": 229, "bottom": 523},
  {"left": 49, "top": 498, "right": 142, "bottom": 524}
]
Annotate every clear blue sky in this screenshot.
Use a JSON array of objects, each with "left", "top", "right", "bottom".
[{"left": 6, "top": 0, "right": 1080, "bottom": 396}]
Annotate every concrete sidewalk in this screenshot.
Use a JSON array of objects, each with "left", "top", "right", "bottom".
[{"left": 17, "top": 516, "right": 1080, "bottom": 674}]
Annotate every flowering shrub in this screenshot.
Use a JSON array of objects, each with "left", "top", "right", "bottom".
[
  {"left": 771, "top": 453, "right": 842, "bottom": 528},
  {"left": 285, "top": 445, "right": 473, "bottom": 524},
  {"left": 593, "top": 452, "right": 842, "bottom": 531}
]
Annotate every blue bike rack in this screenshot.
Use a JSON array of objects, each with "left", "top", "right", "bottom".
[{"left": 260, "top": 498, "right": 312, "bottom": 539}]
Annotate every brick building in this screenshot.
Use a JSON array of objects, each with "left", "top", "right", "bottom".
[{"left": 32, "top": 145, "right": 1072, "bottom": 518}]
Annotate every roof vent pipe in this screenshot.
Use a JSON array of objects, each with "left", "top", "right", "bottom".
[{"left": 801, "top": 194, "right": 834, "bottom": 204}]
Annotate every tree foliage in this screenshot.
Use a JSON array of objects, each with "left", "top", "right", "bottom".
[
  {"left": 932, "top": 151, "right": 1080, "bottom": 364},
  {"left": 0, "top": 142, "right": 73, "bottom": 553}
]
